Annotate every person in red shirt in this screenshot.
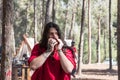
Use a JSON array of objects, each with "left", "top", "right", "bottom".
[
  {"left": 28, "top": 22, "right": 76, "bottom": 80},
  {"left": 71, "top": 41, "right": 78, "bottom": 63},
  {"left": 71, "top": 41, "right": 77, "bottom": 53}
]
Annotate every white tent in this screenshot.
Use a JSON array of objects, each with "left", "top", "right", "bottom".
[{"left": 14, "top": 34, "right": 35, "bottom": 61}]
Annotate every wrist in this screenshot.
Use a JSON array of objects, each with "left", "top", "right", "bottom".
[{"left": 57, "top": 49, "right": 62, "bottom": 53}]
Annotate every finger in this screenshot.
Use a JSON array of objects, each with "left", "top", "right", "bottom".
[
  {"left": 53, "top": 41, "right": 58, "bottom": 45},
  {"left": 48, "top": 38, "right": 52, "bottom": 44},
  {"left": 52, "top": 39, "right": 58, "bottom": 44}
]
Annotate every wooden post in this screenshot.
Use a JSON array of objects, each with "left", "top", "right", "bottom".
[
  {"left": 27, "top": 67, "right": 31, "bottom": 80},
  {"left": 21, "top": 64, "right": 31, "bottom": 80},
  {"left": 22, "top": 64, "right": 25, "bottom": 80},
  {"left": 12, "top": 66, "right": 18, "bottom": 80}
]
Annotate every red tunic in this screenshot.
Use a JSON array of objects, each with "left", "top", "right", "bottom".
[
  {"left": 71, "top": 46, "right": 77, "bottom": 53},
  {"left": 28, "top": 44, "right": 76, "bottom": 80}
]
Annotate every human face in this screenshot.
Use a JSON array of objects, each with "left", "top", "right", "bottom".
[{"left": 48, "top": 27, "right": 59, "bottom": 39}]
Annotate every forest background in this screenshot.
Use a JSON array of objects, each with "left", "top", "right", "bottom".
[
  {"left": 0, "top": 0, "right": 118, "bottom": 79},
  {"left": 0, "top": 0, "right": 117, "bottom": 63}
]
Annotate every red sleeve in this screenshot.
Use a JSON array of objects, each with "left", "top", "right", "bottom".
[
  {"left": 65, "top": 49, "right": 76, "bottom": 68},
  {"left": 28, "top": 44, "right": 40, "bottom": 65},
  {"left": 72, "top": 47, "right": 77, "bottom": 52}
]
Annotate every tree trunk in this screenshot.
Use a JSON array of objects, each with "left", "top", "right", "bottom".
[
  {"left": 88, "top": 0, "right": 92, "bottom": 64},
  {"left": 24, "top": 1, "right": 30, "bottom": 34},
  {"left": 40, "top": 0, "right": 45, "bottom": 36},
  {"left": 45, "top": 0, "right": 53, "bottom": 24},
  {"left": 1, "top": 0, "right": 15, "bottom": 80},
  {"left": 63, "top": 2, "right": 68, "bottom": 40},
  {"left": 76, "top": 0, "right": 86, "bottom": 76},
  {"left": 96, "top": 17, "right": 101, "bottom": 63},
  {"left": 42, "top": 0, "right": 45, "bottom": 26},
  {"left": 103, "top": 30, "right": 107, "bottom": 60},
  {"left": 117, "top": 0, "right": 120, "bottom": 79},
  {"left": 109, "top": 0, "right": 112, "bottom": 69},
  {"left": 68, "top": 9, "right": 75, "bottom": 39},
  {"left": 68, "top": 0, "right": 76, "bottom": 39},
  {"left": 34, "top": 0, "right": 37, "bottom": 43},
  {"left": 52, "top": 0, "right": 56, "bottom": 22}
]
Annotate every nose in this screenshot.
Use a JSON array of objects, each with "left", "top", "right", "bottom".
[
  {"left": 49, "top": 33, "right": 55, "bottom": 38},
  {"left": 51, "top": 33, "right": 56, "bottom": 39},
  {"left": 53, "top": 33, "right": 56, "bottom": 37}
]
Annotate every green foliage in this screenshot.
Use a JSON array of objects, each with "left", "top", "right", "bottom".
[
  {"left": 113, "top": 20, "right": 117, "bottom": 28},
  {"left": 83, "top": 35, "right": 89, "bottom": 64},
  {"left": 0, "top": 0, "right": 116, "bottom": 64},
  {"left": 13, "top": 0, "right": 41, "bottom": 47}
]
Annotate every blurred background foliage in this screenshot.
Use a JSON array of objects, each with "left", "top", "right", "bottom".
[{"left": 0, "top": 0, "right": 117, "bottom": 64}]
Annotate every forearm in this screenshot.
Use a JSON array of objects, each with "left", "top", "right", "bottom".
[
  {"left": 58, "top": 50, "right": 74, "bottom": 73},
  {"left": 30, "top": 51, "right": 51, "bottom": 70}
]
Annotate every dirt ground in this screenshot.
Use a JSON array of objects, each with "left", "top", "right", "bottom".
[{"left": 72, "top": 64, "right": 118, "bottom": 80}]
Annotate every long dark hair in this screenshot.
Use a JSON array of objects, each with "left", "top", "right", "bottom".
[
  {"left": 39, "top": 22, "right": 75, "bottom": 58},
  {"left": 39, "top": 22, "right": 62, "bottom": 49}
]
